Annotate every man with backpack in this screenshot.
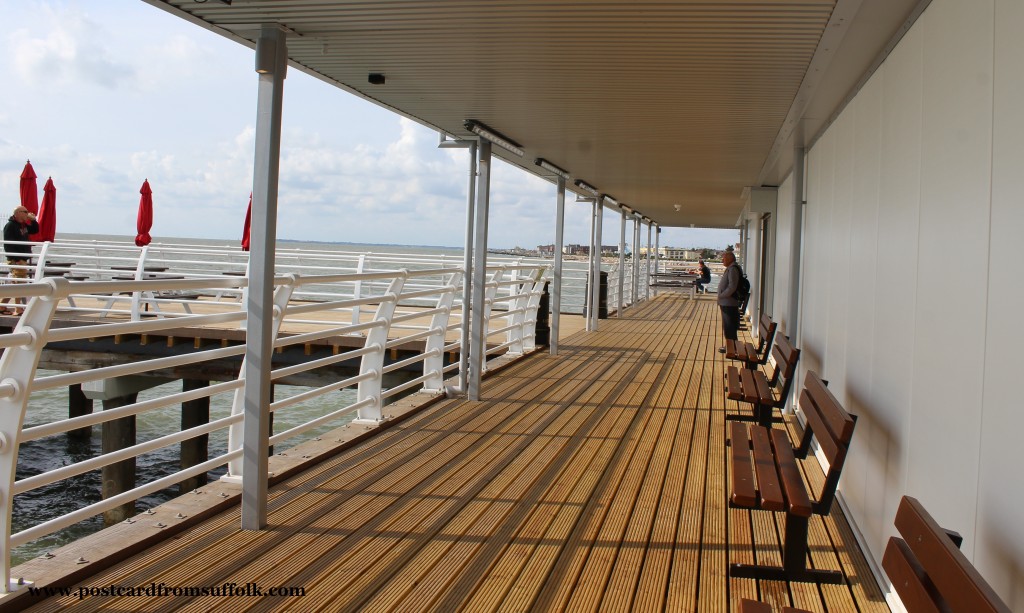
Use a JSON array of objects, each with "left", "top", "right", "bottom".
[{"left": 716, "top": 249, "right": 741, "bottom": 353}]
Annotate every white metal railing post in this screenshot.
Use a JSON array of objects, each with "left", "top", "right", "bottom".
[
  {"left": 506, "top": 272, "right": 529, "bottom": 356},
  {"left": 32, "top": 242, "right": 52, "bottom": 281},
  {"left": 355, "top": 274, "right": 407, "bottom": 423},
  {"left": 590, "top": 199, "right": 605, "bottom": 331},
  {"left": 423, "top": 271, "right": 462, "bottom": 392},
  {"left": 521, "top": 267, "right": 546, "bottom": 352},
  {"left": 479, "top": 268, "right": 503, "bottom": 373},
  {"left": 226, "top": 278, "right": 295, "bottom": 479},
  {"left": 0, "top": 279, "right": 65, "bottom": 592},
  {"left": 654, "top": 223, "right": 660, "bottom": 277},
  {"left": 352, "top": 254, "right": 366, "bottom": 325},
  {"left": 130, "top": 245, "right": 151, "bottom": 321}
]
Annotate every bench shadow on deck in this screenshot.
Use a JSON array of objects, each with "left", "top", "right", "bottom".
[{"left": 19, "top": 294, "right": 889, "bottom": 612}]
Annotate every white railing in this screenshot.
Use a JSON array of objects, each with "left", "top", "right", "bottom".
[{"left": 0, "top": 255, "right": 548, "bottom": 587}]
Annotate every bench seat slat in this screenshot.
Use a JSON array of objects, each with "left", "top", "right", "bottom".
[
  {"left": 740, "top": 368, "right": 759, "bottom": 403},
  {"left": 725, "top": 338, "right": 741, "bottom": 360},
  {"left": 753, "top": 370, "right": 774, "bottom": 405},
  {"left": 730, "top": 422, "right": 757, "bottom": 508},
  {"left": 770, "top": 428, "right": 812, "bottom": 517},
  {"left": 751, "top": 425, "right": 784, "bottom": 511},
  {"left": 727, "top": 366, "right": 743, "bottom": 401}
]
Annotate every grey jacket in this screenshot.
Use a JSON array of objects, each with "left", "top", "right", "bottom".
[{"left": 717, "top": 263, "right": 740, "bottom": 307}]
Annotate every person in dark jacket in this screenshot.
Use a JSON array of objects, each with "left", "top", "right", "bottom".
[
  {"left": 695, "top": 259, "right": 711, "bottom": 293},
  {"left": 716, "top": 250, "right": 740, "bottom": 352},
  {"left": 2, "top": 206, "right": 39, "bottom": 313}
]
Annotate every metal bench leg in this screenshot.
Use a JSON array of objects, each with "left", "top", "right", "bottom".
[{"left": 731, "top": 513, "right": 845, "bottom": 584}]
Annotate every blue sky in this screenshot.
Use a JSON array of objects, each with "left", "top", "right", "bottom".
[{"left": 0, "top": 1, "right": 738, "bottom": 250}]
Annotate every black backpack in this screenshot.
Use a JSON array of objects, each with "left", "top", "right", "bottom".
[{"left": 734, "top": 266, "right": 750, "bottom": 304}]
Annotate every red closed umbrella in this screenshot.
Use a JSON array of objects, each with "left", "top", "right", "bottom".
[
  {"left": 20, "top": 160, "right": 39, "bottom": 215},
  {"left": 135, "top": 179, "right": 153, "bottom": 247},
  {"left": 37, "top": 177, "right": 57, "bottom": 242},
  {"left": 241, "top": 193, "right": 252, "bottom": 251},
  {"left": 21, "top": 161, "right": 41, "bottom": 241}
]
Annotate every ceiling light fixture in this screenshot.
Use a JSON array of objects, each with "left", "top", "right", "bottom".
[
  {"left": 602, "top": 195, "right": 619, "bottom": 207},
  {"left": 621, "top": 205, "right": 634, "bottom": 215},
  {"left": 463, "top": 120, "right": 524, "bottom": 156},
  {"left": 574, "top": 179, "right": 599, "bottom": 196},
  {"left": 534, "top": 158, "right": 570, "bottom": 179},
  {"left": 673, "top": 204, "right": 682, "bottom": 211}
]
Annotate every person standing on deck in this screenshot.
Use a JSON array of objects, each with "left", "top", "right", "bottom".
[
  {"left": 2, "top": 205, "right": 39, "bottom": 314},
  {"left": 717, "top": 250, "right": 740, "bottom": 352}
]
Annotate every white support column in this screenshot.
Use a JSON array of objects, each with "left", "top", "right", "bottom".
[
  {"left": 585, "top": 199, "right": 597, "bottom": 332},
  {"left": 467, "top": 140, "right": 491, "bottom": 401},
  {"left": 645, "top": 220, "right": 652, "bottom": 300},
  {"left": 789, "top": 146, "right": 805, "bottom": 344},
  {"left": 241, "top": 24, "right": 287, "bottom": 531},
  {"left": 617, "top": 208, "right": 626, "bottom": 316},
  {"left": 632, "top": 214, "right": 640, "bottom": 302},
  {"left": 588, "top": 199, "right": 604, "bottom": 331},
  {"left": 654, "top": 224, "right": 661, "bottom": 276},
  {"left": 551, "top": 176, "right": 565, "bottom": 354},
  {"left": 458, "top": 141, "right": 477, "bottom": 395}
]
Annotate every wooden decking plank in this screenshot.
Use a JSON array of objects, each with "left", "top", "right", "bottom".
[
  {"left": 356, "top": 351, "right": 651, "bottom": 610},
  {"left": 457, "top": 356, "right": 670, "bottom": 611},
  {"left": 288, "top": 354, "right": 622, "bottom": 609},
  {"left": 700, "top": 359, "right": 730, "bottom": 613}
]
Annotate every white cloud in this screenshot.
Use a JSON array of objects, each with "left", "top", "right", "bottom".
[{"left": 11, "top": 7, "right": 136, "bottom": 91}]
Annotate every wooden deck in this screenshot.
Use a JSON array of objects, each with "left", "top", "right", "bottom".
[{"left": 19, "top": 294, "right": 889, "bottom": 612}]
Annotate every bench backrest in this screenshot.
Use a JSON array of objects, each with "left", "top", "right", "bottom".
[
  {"left": 883, "top": 496, "right": 1010, "bottom": 613},
  {"left": 767, "top": 333, "right": 800, "bottom": 408},
  {"left": 794, "top": 370, "right": 856, "bottom": 514},
  {"left": 756, "top": 313, "right": 778, "bottom": 355}
]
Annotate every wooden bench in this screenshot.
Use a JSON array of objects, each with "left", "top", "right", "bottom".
[
  {"left": 883, "top": 496, "right": 1010, "bottom": 612},
  {"left": 729, "top": 370, "right": 856, "bottom": 584},
  {"left": 726, "top": 332, "right": 799, "bottom": 427},
  {"left": 726, "top": 312, "right": 777, "bottom": 369}
]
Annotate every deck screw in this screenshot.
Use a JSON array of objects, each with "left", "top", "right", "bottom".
[
  {"left": 144, "top": 509, "right": 155, "bottom": 515},
  {"left": 40, "top": 552, "right": 54, "bottom": 560},
  {"left": 302, "top": 455, "right": 310, "bottom": 459},
  {"left": 155, "top": 522, "right": 167, "bottom": 529},
  {"left": 220, "top": 492, "right": 229, "bottom": 498},
  {"left": 192, "top": 490, "right": 203, "bottom": 495},
  {"left": 76, "top": 557, "right": 88, "bottom": 565},
  {"left": 175, "top": 513, "right": 187, "bottom": 519},
  {"left": 124, "top": 518, "right": 135, "bottom": 524}
]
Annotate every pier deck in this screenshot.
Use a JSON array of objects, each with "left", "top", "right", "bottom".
[{"left": 17, "top": 294, "right": 887, "bottom": 612}]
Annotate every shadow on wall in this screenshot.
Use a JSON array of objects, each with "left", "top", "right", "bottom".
[
  {"left": 842, "top": 381, "right": 904, "bottom": 564},
  {"left": 980, "top": 502, "right": 1024, "bottom": 609}
]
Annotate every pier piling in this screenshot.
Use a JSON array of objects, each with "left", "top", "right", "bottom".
[
  {"left": 101, "top": 392, "right": 137, "bottom": 525},
  {"left": 179, "top": 379, "right": 210, "bottom": 494},
  {"left": 68, "top": 383, "right": 93, "bottom": 440}
]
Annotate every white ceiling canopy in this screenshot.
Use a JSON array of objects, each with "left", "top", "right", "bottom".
[{"left": 145, "top": 0, "right": 925, "bottom": 228}]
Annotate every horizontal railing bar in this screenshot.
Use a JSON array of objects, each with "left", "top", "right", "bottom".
[
  {"left": 11, "top": 449, "right": 241, "bottom": 548},
  {"left": 21, "top": 379, "right": 244, "bottom": 442},
  {"left": 269, "top": 397, "right": 375, "bottom": 446}
]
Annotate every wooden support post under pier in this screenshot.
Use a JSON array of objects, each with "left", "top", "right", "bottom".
[
  {"left": 68, "top": 383, "right": 93, "bottom": 440},
  {"left": 179, "top": 379, "right": 210, "bottom": 494},
  {"left": 101, "top": 392, "right": 137, "bottom": 526}
]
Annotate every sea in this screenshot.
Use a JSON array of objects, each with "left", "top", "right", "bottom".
[{"left": 10, "top": 233, "right": 598, "bottom": 566}]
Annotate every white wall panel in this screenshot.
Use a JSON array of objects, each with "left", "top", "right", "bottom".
[
  {"left": 866, "top": 23, "right": 924, "bottom": 564},
  {"left": 841, "top": 72, "right": 883, "bottom": 546},
  {"left": 800, "top": 133, "right": 833, "bottom": 379},
  {"left": 823, "top": 110, "right": 854, "bottom": 401},
  {"left": 908, "top": 0, "right": 993, "bottom": 553},
  {"left": 977, "top": 0, "right": 1024, "bottom": 605},
  {"left": 773, "top": 174, "right": 795, "bottom": 335}
]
